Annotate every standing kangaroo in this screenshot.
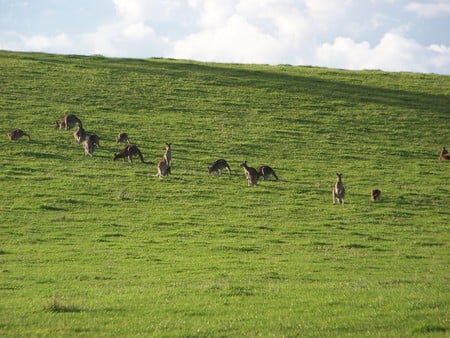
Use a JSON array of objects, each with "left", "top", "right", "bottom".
[
  {"left": 209, "top": 159, "right": 231, "bottom": 175},
  {"left": 55, "top": 114, "right": 82, "bottom": 130},
  {"left": 114, "top": 144, "right": 145, "bottom": 163},
  {"left": 8, "top": 129, "right": 31, "bottom": 141},
  {"left": 163, "top": 143, "right": 172, "bottom": 165},
  {"left": 156, "top": 158, "right": 171, "bottom": 178},
  {"left": 371, "top": 189, "right": 381, "bottom": 202},
  {"left": 240, "top": 161, "right": 259, "bottom": 186},
  {"left": 257, "top": 165, "right": 278, "bottom": 181},
  {"left": 439, "top": 147, "right": 450, "bottom": 160},
  {"left": 332, "top": 173, "right": 345, "bottom": 204},
  {"left": 116, "top": 132, "right": 130, "bottom": 144}
]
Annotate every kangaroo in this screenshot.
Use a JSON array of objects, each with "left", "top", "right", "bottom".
[
  {"left": 257, "top": 165, "right": 278, "bottom": 181},
  {"left": 116, "top": 132, "right": 130, "bottom": 144},
  {"left": 83, "top": 135, "right": 95, "bottom": 157},
  {"left": 163, "top": 143, "right": 172, "bottom": 165},
  {"left": 439, "top": 147, "right": 450, "bottom": 160},
  {"left": 89, "top": 134, "right": 100, "bottom": 148},
  {"left": 371, "top": 189, "right": 382, "bottom": 202},
  {"left": 8, "top": 129, "right": 31, "bottom": 141},
  {"left": 156, "top": 158, "right": 171, "bottom": 178},
  {"left": 240, "top": 161, "right": 259, "bottom": 186},
  {"left": 208, "top": 159, "right": 231, "bottom": 175},
  {"left": 55, "top": 113, "right": 82, "bottom": 130},
  {"left": 332, "top": 173, "right": 345, "bottom": 204},
  {"left": 114, "top": 144, "right": 145, "bottom": 163},
  {"left": 73, "top": 126, "right": 87, "bottom": 143}
]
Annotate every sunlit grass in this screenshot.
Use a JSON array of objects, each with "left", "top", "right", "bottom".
[{"left": 0, "top": 51, "right": 449, "bottom": 336}]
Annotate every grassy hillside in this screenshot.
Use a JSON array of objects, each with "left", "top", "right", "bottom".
[{"left": 0, "top": 50, "right": 449, "bottom": 337}]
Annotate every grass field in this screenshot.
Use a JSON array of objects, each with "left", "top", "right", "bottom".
[{"left": 0, "top": 50, "right": 449, "bottom": 337}]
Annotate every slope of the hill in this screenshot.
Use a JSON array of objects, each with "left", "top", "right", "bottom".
[{"left": 0, "top": 51, "right": 449, "bottom": 336}]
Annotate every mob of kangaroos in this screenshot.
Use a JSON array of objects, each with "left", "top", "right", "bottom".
[{"left": 10, "top": 112, "right": 449, "bottom": 204}]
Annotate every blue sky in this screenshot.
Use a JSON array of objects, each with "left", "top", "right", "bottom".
[{"left": 1, "top": 0, "right": 450, "bottom": 74}]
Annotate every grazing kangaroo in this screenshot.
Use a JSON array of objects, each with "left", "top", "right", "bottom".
[
  {"left": 257, "top": 165, "right": 278, "bottom": 181},
  {"left": 240, "top": 161, "right": 259, "bottom": 186},
  {"left": 371, "top": 189, "right": 382, "bottom": 202},
  {"left": 439, "top": 147, "right": 450, "bottom": 160},
  {"left": 114, "top": 144, "right": 145, "bottom": 163},
  {"left": 83, "top": 135, "right": 95, "bottom": 157},
  {"left": 209, "top": 159, "right": 231, "bottom": 175},
  {"left": 73, "top": 126, "right": 87, "bottom": 143},
  {"left": 332, "top": 173, "right": 346, "bottom": 204},
  {"left": 55, "top": 113, "right": 82, "bottom": 130},
  {"left": 156, "top": 158, "right": 171, "bottom": 178},
  {"left": 8, "top": 129, "right": 31, "bottom": 141},
  {"left": 163, "top": 143, "right": 172, "bottom": 165},
  {"left": 116, "top": 132, "right": 130, "bottom": 144}
]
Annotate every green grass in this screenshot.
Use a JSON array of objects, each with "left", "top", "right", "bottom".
[{"left": 1, "top": 50, "right": 449, "bottom": 337}]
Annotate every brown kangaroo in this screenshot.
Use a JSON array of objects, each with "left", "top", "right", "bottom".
[
  {"left": 240, "top": 161, "right": 259, "bottom": 186},
  {"left": 114, "top": 144, "right": 145, "bottom": 163},
  {"left": 116, "top": 132, "right": 130, "bottom": 144},
  {"left": 156, "top": 158, "right": 171, "bottom": 178},
  {"left": 371, "top": 189, "right": 381, "bottom": 202},
  {"left": 257, "top": 165, "right": 278, "bottom": 181},
  {"left": 55, "top": 113, "right": 82, "bottom": 130},
  {"left": 163, "top": 143, "right": 172, "bottom": 165},
  {"left": 89, "top": 134, "right": 100, "bottom": 148},
  {"left": 332, "top": 173, "right": 345, "bottom": 204},
  {"left": 439, "top": 147, "right": 450, "bottom": 160},
  {"left": 73, "top": 126, "right": 87, "bottom": 143},
  {"left": 83, "top": 135, "right": 95, "bottom": 157},
  {"left": 209, "top": 159, "right": 231, "bottom": 175},
  {"left": 8, "top": 129, "right": 31, "bottom": 141}
]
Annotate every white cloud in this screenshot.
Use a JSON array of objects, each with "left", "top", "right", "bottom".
[
  {"left": 113, "top": 0, "right": 181, "bottom": 22},
  {"left": 405, "top": 1, "right": 450, "bottom": 17},
  {"left": 172, "top": 14, "right": 282, "bottom": 64},
  {"left": 189, "top": 0, "right": 236, "bottom": 28},
  {"left": 172, "top": 0, "right": 319, "bottom": 64},
  {"left": 315, "top": 32, "right": 448, "bottom": 73},
  {"left": 123, "top": 23, "right": 155, "bottom": 39},
  {"left": 0, "top": 31, "right": 73, "bottom": 54},
  {"left": 1, "top": 0, "right": 449, "bottom": 74},
  {"left": 83, "top": 22, "right": 168, "bottom": 58},
  {"left": 428, "top": 44, "right": 450, "bottom": 71}
]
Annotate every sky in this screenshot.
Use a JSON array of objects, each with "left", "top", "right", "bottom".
[{"left": 1, "top": 0, "right": 450, "bottom": 74}]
